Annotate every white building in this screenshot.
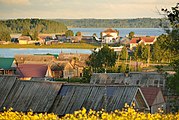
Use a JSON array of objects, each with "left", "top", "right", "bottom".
[{"left": 101, "top": 28, "right": 119, "bottom": 44}]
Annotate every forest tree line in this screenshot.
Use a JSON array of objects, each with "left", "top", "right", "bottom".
[
  {"left": 0, "top": 19, "right": 67, "bottom": 34},
  {"left": 53, "top": 18, "right": 161, "bottom": 28}
]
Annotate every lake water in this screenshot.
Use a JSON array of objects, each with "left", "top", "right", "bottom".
[
  {"left": 0, "top": 48, "right": 92, "bottom": 58},
  {"left": 0, "top": 28, "right": 165, "bottom": 58},
  {"left": 70, "top": 28, "right": 165, "bottom": 37}
]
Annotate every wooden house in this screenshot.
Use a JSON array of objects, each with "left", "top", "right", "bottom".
[
  {"left": 0, "top": 58, "right": 16, "bottom": 75},
  {"left": 58, "top": 53, "right": 89, "bottom": 77},
  {"left": 49, "top": 61, "right": 74, "bottom": 79},
  {"left": 0, "top": 76, "right": 149, "bottom": 115},
  {"left": 141, "top": 87, "right": 165, "bottom": 113}
]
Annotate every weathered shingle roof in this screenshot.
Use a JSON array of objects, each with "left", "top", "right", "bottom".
[
  {"left": 0, "top": 58, "right": 14, "bottom": 70},
  {"left": 58, "top": 53, "right": 89, "bottom": 61},
  {"left": 50, "top": 84, "right": 145, "bottom": 115},
  {"left": 90, "top": 73, "right": 125, "bottom": 84},
  {"left": 0, "top": 76, "right": 17, "bottom": 108},
  {"left": 15, "top": 54, "right": 55, "bottom": 64},
  {"left": 1, "top": 78, "right": 62, "bottom": 112},
  {"left": 0, "top": 76, "right": 149, "bottom": 115},
  {"left": 90, "top": 72, "right": 165, "bottom": 87}
]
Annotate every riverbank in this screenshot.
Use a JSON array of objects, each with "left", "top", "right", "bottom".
[{"left": 0, "top": 43, "right": 99, "bottom": 49}]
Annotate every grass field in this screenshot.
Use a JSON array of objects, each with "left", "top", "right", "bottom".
[{"left": 0, "top": 43, "right": 100, "bottom": 49}]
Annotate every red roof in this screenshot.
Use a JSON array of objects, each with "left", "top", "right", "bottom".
[
  {"left": 103, "top": 28, "right": 117, "bottom": 33},
  {"left": 130, "top": 37, "right": 155, "bottom": 44},
  {"left": 141, "top": 37, "right": 156, "bottom": 43},
  {"left": 16, "top": 64, "right": 48, "bottom": 78},
  {"left": 130, "top": 37, "right": 141, "bottom": 44},
  {"left": 140, "top": 87, "right": 161, "bottom": 106},
  {"left": 103, "top": 34, "right": 113, "bottom": 37}
]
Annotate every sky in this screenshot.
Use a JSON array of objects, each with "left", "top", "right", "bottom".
[{"left": 0, "top": 0, "right": 178, "bottom": 19}]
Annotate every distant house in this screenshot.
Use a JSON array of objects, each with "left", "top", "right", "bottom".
[
  {"left": 49, "top": 61, "right": 74, "bottom": 79},
  {"left": 130, "top": 36, "right": 157, "bottom": 50},
  {"left": 58, "top": 53, "right": 89, "bottom": 77},
  {"left": 101, "top": 28, "right": 119, "bottom": 44},
  {"left": 16, "top": 64, "right": 48, "bottom": 80},
  {"left": 18, "top": 36, "right": 32, "bottom": 44},
  {"left": 0, "top": 58, "right": 16, "bottom": 75},
  {"left": 141, "top": 87, "right": 165, "bottom": 113}
]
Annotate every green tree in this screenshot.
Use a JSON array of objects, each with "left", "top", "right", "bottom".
[
  {"left": 141, "top": 45, "right": 150, "bottom": 63},
  {"left": 87, "top": 45, "right": 118, "bottom": 73},
  {"left": 120, "top": 62, "right": 126, "bottom": 73},
  {"left": 0, "top": 31, "right": 11, "bottom": 42},
  {"left": 32, "top": 30, "right": 39, "bottom": 40},
  {"left": 120, "top": 46, "right": 128, "bottom": 60},
  {"left": 134, "top": 44, "right": 143, "bottom": 61},
  {"left": 65, "top": 30, "right": 74, "bottom": 37},
  {"left": 82, "top": 67, "right": 92, "bottom": 83},
  {"left": 75, "top": 31, "right": 82, "bottom": 36},
  {"left": 161, "top": 3, "right": 179, "bottom": 111},
  {"left": 128, "top": 31, "right": 135, "bottom": 39},
  {"left": 152, "top": 42, "right": 162, "bottom": 63},
  {"left": 22, "top": 28, "right": 30, "bottom": 36}
]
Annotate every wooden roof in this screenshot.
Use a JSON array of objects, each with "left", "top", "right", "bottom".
[
  {"left": 90, "top": 72, "right": 166, "bottom": 87},
  {"left": 0, "top": 76, "right": 62, "bottom": 112},
  {"left": 0, "top": 76, "right": 17, "bottom": 108},
  {"left": 0, "top": 76, "right": 149, "bottom": 115},
  {"left": 90, "top": 73, "right": 125, "bottom": 84},
  {"left": 50, "top": 85, "right": 142, "bottom": 115},
  {"left": 58, "top": 53, "right": 89, "bottom": 61},
  {"left": 15, "top": 54, "right": 55, "bottom": 64}
]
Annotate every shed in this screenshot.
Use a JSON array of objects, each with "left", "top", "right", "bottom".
[
  {"left": 50, "top": 84, "right": 149, "bottom": 115},
  {"left": 0, "top": 76, "right": 149, "bottom": 115}
]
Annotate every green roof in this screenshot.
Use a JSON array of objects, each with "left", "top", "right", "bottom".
[
  {"left": 34, "top": 54, "right": 58, "bottom": 58},
  {"left": 0, "top": 58, "right": 14, "bottom": 70}
]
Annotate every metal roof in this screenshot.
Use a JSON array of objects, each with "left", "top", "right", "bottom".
[{"left": 0, "top": 58, "right": 14, "bottom": 70}]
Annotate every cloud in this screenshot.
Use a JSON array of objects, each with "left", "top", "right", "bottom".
[{"left": 0, "top": 0, "right": 30, "bottom": 5}]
